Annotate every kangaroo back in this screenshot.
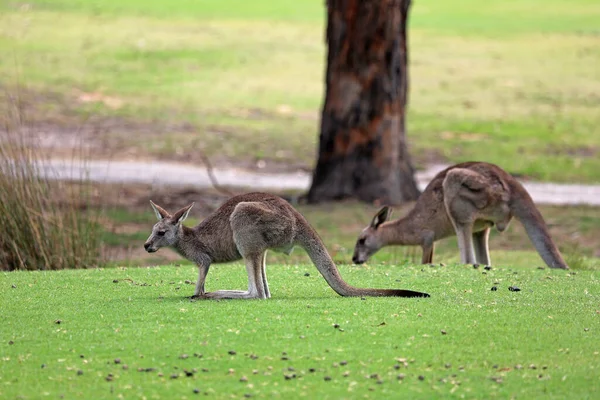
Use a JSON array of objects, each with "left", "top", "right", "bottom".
[
  {"left": 509, "top": 182, "right": 569, "bottom": 269},
  {"left": 294, "top": 216, "right": 430, "bottom": 298}
]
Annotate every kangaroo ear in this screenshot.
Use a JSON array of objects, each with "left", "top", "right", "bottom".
[
  {"left": 150, "top": 200, "right": 170, "bottom": 220},
  {"left": 172, "top": 202, "right": 194, "bottom": 225},
  {"left": 371, "top": 206, "right": 392, "bottom": 229}
]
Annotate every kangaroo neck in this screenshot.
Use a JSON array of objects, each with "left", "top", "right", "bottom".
[
  {"left": 379, "top": 213, "right": 423, "bottom": 246},
  {"left": 177, "top": 223, "right": 241, "bottom": 264},
  {"left": 173, "top": 225, "right": 203, "bottom": 261}
]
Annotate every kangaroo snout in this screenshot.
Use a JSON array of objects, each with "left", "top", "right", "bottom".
[
  {"left": 352, "top": 255, "right": 364, "bottom": 265},
  {"left": 144, "top": 242, "right": 156, "bottom": 253}
]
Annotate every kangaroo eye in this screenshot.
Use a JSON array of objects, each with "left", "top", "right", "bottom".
[
  {"left": 157, "top": 231, "right": 166, "bottom": 237},
  {"left": 358, "top": 238, "right": 366, "bottom": 245}
]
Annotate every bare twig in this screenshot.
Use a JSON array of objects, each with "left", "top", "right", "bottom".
[{"left": 196, "top": 147, "right": 236, "bottom": 197}]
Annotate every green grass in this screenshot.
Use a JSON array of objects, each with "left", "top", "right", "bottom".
[
  {"left": 2, "top": 263, "right": 599, "bottom": 398},
  {"left": 1, "top": 0, "right": 599, "bottom": 181}
]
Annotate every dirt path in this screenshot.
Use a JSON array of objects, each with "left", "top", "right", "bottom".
[{"left": 41, "top": 159, "right": 600, "bottom": 206}]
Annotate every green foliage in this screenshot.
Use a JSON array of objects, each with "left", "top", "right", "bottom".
[
  {"left": 1, "top": 263, "right": 598, "bottom": 398},
  {"left": 1, "top": 0, "right": 598, "bottom": 182}
]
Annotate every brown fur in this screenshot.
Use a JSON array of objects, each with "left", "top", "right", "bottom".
[
  {"left": 145, "top": 192, "right": 430, "bottom": 299},
  {"left": 352, "top": 162, "right": 568, "bottom": 269}
]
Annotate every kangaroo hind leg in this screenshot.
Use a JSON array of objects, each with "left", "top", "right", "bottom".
[
  {"left": 243, "top": 252, "right": 269, "bottom": 299},
  {"left": 201, "top": 252, "right": 267, "bottom": 299},
  {"left": 443, "top": 169, "right": 485, "bottom": 265},
  {"left": 260, "top": 252, "right": 270, "bottom": 298},
  {"left": 473, "top": 227, "right": 491, "bottom": 265},
  {"left": 455, "top": 223, "right": 476, "bottom": 264},
  {"left": 228, "top": 201, "right": 295, "bottom": 299},
  {"left": 230, "top": 201, "right": 295, "bottom": 252}
]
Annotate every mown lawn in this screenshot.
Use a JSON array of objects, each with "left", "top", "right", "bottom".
[
  {"left": 1, "top": 0, "right": 599, "bottom": 181},
  {"left": 2, "top": 263, "right": 598, "bottom": 399}
]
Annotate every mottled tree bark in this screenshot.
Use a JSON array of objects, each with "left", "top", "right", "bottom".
[{"left": 306, "top": 0, "right": 420, "bottom": 205}]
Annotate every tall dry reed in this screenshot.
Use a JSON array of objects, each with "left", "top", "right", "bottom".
[{"left": 0, "top": 109, "right": 103, "bottom": 270}]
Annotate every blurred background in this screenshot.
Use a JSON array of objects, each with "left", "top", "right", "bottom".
[{"left": 0, "top": 0, "right": 598, "bottom": 270}]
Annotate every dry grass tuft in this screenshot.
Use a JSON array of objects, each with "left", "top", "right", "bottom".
[{"left": 0, "top": 94, "right": 103, "bottom": 270}]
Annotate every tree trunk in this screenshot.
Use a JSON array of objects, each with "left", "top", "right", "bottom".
[{"left": 306, "top": 0, "right": 420, "bottom": 205}]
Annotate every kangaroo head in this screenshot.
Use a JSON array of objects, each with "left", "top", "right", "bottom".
[
  {"left": 144, "top": 201, "right": 194, "bottom": 253},
  {"left": 352, "top": 206, "right": 392, "bottom": 264}
]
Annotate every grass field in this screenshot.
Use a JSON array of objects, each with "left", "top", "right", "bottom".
[
  {"left": 2, "top": 263, "right": 599, "bottom": 399},
  {"left": 1, "top": 0, "right": 599, "bottom": 181},
  {"left": 1, "top": 2, "right": 600, "bottom": 397}
]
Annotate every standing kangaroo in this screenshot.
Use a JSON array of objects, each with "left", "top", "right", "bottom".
[
  {"left": 144, "top": 192, "right": 429, "bottom": 299},
  {"left": 352, "top": 162, "right": 568, "bottom": 269}
]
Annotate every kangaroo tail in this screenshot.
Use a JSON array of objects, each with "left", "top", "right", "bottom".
[
  {"left": 295, "top": 219, "right": 430, "bottom": 298},
  {"left": 509, "top": 182, "right": 569, "bottom": 269}
]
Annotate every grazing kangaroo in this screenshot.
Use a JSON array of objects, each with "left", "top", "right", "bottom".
[
  {"left": 352, "top": 162, "right": 568, "bottom": 269},
  {"left": 144, "top": 192, "right": 429, "bottom": 299}
]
